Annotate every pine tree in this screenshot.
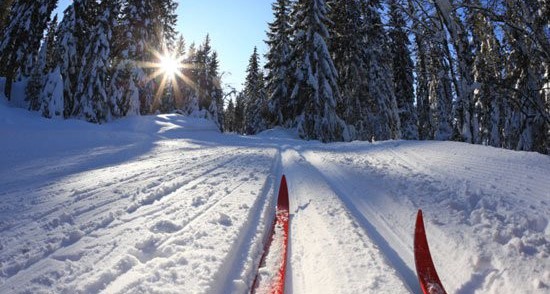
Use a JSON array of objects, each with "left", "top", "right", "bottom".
[
  {"left": 502, "top": 4, "right": 547, "bottom": 153},
  {"left": 467, "top": 1, "right": 505, "bottom": 147},
  {"left": 75, "top": 0, "right": 118, "bottom": 123},
  {"left": 361, "top": 0, "right": 401, "bottom": 140},
  {"left": 265, "top": 0, "right": 292, "bottom": 127},
  {"left": 433, "top": 0, "right": 476, "bottom": 143},
  {"left": 26, "top": 15, "right": 60, "bottom": 112},
  {"left": 26, "top": 42, "right": 47, "bottom": 111},
  {"left": 40, "top": 67, "right": 64, "bottom": 118},
  {"left": 0, "top": 0, "right": 58, "bottom": 98},
  {"left": 0, "top": 0, "right": 15, "bottom": 31},
  {"left": 57, "top": 0, "right": 95, "bottom": 118},
  {"left": 388, "top": 0, "right": 418, "bottom": 140},
  {"left": 208, "top": 51, "right": 224, "bottom": 130},
  {"left": 234, "top": 91, "right": 246, "bottom": 133},
  {"left": 224, "top": 98, "right": 235, "bottom": 132},
  {"left": 326, "top": 0, "right": 367, "bottom": 141},
  {"left": 244, "top": 47, "right": 268, "bottom": 134},
  {"left": 289, "top": 0, "right": 349, "bottom": 142},
  {"left": 173, "top": 35, "right": 188, "bottom": 109}
]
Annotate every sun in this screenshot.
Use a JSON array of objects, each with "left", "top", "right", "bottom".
[
  {"left": 159, "top": 54, "right": 180, "bottom": 80},
  {"left": 139, "top": 48, "right": 198, "bottom": 109}
]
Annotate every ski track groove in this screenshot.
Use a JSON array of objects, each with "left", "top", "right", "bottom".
[
  {"left": 99, "top": 148, "right": 278, "bottom": 294},
  {"left": 301, "top": 150, "right": 421, "bottom": 293},
  {"left": 206, "top": 148, "right": 283, "bottom": 294},
  {"left": 283, "top": 148, "right": 410, "bottom": 294},
  {"left": 0, "top": 147, "right": 246, "bottom": 283}
]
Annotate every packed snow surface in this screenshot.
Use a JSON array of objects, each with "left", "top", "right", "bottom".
[{"left": 1, "top": 103, "right": 549, "bottom": 293}]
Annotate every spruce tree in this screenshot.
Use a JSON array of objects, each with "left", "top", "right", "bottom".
[
  {"left": 388, "top": 0, "right": 418, "bottom": 140},
  {"left": 289, "top": 0, "right": 349, "bottom": 142},
  {"left": 0, "top": 0, "right": 15, "bottom": 31},
  {"left": 75, "top": 0, "right": 118, "bottom": 123},
  {"left": 224, "top": 98, "right": 236, "bottom": 132},
  {"left": 26, "top": 42, "right": 47, "bottom": 111},
  {"left": 326, "top": 0, "right": 367, "bottom": 141},
  {"left": 57, "top": 0, "right": 95, "bottom": 118},
  {"left": 265, "top": 0, "right": 292, "bottom": 127},
  {"left": 234, "top": 92, "right": 246, "bottom": 134},
  {"left": 244, "top": 47, "right": 268, "bottom": 134},
  {"left": 361, "top": 0, "right": 401, "bottom": 140},
  {"left": 0, "top": 0, "right": 58, "bottom": 98},
  {"left": 208, "top": 51, "right": 224, "bottom": 130},
  {"left": 467, "top": 1, "right": 505, "bottom": 147}
]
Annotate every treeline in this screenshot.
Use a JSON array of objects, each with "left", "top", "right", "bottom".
[
  {"left": 1, "top": 0, "right": 548, "bottom": 154},
  {"left": 225, "top": 0, "right": 548, "bottom": 154},
  {"left": 0, "top": 0, "right": 223, "bottom": 127}
]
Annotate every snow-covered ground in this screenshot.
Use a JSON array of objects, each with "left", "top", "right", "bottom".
[{"left": 1, "top": 102, "right": 549, "bottom": 293}]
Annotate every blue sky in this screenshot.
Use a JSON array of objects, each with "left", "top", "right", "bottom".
[{"left": 55, "top": 0, "right": 273, "bottom": 92}]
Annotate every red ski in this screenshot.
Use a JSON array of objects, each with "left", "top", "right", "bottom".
[
  {"left": 414, "top": 209, "right": 446, "bottom": 294},
  {"left": 252, "top": 175, "right": 290, "bottom": 294}
]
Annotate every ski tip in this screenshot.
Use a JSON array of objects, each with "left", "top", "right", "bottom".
[
  {"left": 415, "top": 209, "right": 425, "bottom": 234},
  {"left": 278, "top": 175, "right": 289, "bottom": 210}
]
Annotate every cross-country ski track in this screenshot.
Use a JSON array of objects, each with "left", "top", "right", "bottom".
[{"left": 1, "top": 110, "right": 549, "bottom": 293}]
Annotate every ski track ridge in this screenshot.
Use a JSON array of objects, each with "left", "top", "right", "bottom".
[{"left": 295, "top": 148, "right": 420, "bottom": 293}]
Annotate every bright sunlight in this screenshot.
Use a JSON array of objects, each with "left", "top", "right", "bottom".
[
  {"left": 140, "top": 49, "right": 197, "bottom": 107},
  {"left": 159, "top": 54, "right": 180, "bottom": 80}
]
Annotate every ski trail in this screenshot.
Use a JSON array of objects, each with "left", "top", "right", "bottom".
[
  {"left": 0, "top": 147, "right": 243, "bottom": 283},
  {"left": 282, "top": 148, "right": 409, "bottom": 294},
  {"left": 302, "top": 150, "right": 421, "bottom": 293},
  {"left": 0, "top": 146, "right": 276, "bottom": 293},
  {"left": 209, "top": 148, "right": 283, "bottom": 294}
]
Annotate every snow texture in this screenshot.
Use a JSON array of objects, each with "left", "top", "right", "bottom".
[{"left": 0, "top": 103, "right": 549, "bottom": 293}]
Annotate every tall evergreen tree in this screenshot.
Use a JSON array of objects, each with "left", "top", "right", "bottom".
[
  {"left": 412, "top": 16, "right": 433, "bottom": 141},
  {"left": 57, "top": 0, "right": 95, "bottom": 117},
  {"left": 75, "top": 0, "right": 118, "bottom": 123},
  {"left": 388, "top": 0, "right": 418, "bottom": 140},
  {"left": 0, "top": 0, "right": 15, "bottom": 31},
  {"left": 234, "top": 92, "right": 246, "bottom": 133},
  {"left": 0, "top": 0, "right": 58, "bottom": 98},
  {"left": 467, "top": 1, "right": 506, "bottom": 147},
  {"left": 289, "top": 0, "right": 349, "bottom": 142},
  {"left": 502, "top": 2, "right": 548, "bottom": 153},
  {"left": 26, "top": 15, "right": 59, "bottom": 113},
  {"left": 208, "top": 50, "right": 224, "bottom": 129},
  {"left": 224, "top": 98, "right": 235, "bottom": 132},
  {"left": 326, "top": 0, "right": 368, "bottom": 141},
  {"left": 361, "top": 0, "right": 401, "bottom": 140},
  {"left": 265, "top": 0, "right": 292, "bottom": 127},
  {"left": 244, "top": 47, "right": 268, "bottom": 134}
]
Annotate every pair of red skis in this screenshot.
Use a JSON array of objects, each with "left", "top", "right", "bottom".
[{"left": 251, "top": 175, "right": 446, "bottom": 294}]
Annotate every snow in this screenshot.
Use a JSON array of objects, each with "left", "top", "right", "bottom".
[{"left": 1, "top": 103, "right": 549, "bottom": 293}]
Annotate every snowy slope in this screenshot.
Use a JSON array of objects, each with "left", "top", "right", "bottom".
[{"left": 1, "top": 104, "right": 549, "bottom": 293}]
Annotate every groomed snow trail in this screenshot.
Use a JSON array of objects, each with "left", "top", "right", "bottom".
[
  {"left": 282, "top": 148, "right": 410, "bottom": 293},
  {"left": 1, "top": 107, "right": 549, "bottom": 293}
]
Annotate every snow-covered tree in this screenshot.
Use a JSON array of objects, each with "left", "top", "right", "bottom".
[
  {"left": 289, "top": 0, "right": 349, "bottom": 142},
  {"left": 244, "top": 47, "right": 268, "bottom": 134},
  {"left": 224, "top": 98, "right": 235, "bottom": 132},
  {"left": 234, "top": 92, "right": 246, "bottom": 133},
  {"left": 388, "top": 0, "right": 418, "bottom": 140},
  {"left": 57, "top": 0, "right": 96, "bottom": 118},
  {"left": 26, "top": 42, "right": 47, "bottom": 112},
  {"left": 0, "top": 0, "right": 15, "bottom": 31},
  {"left": 75, "top": 0, "right": 118, "bottom": 123},
  {"left": 326, "top": 0, "right": 367, "bottom": 141},
  {"left": 0, "top": 0, "right": 58, "bottom": 98},
  {"left": 265, "top": 0, "right": 292, "bottom": 127},
  {"left": 40, "top": 67, "right": 64, "bottom": 118},
  {"left": 467, "top": 1, "right": 505, "bottom": 147},
  {"left": 361, "top": 0, "right": 401, "bottom": 140}
]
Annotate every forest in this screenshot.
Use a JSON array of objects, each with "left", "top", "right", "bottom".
[{"left": 0, "top": 0, "right": 548, "bottom": 154}]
